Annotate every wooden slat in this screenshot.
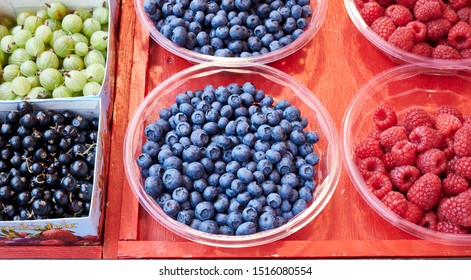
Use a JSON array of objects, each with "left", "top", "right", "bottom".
[
  {"left": 0, "top": 246, "right": 102, "bottom": 259},
  {"left": 102, "top": 0, "right": 136, "bottom": 259},
  {"left": 116, "top": 240, "right": 471, "bottom": 259}
]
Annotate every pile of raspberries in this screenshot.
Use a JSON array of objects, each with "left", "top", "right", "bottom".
[
  {"left": 355, "top": 0, "right": 471, "bottom": 59},
  {"left": 355, "top": 104, "right": 471, "bottom": 234}
]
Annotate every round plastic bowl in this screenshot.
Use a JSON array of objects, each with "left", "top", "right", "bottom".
[
  {"left": 124, "top": 63, "right": 341, "bottom": 248},
  {"left": 342, "top": 64, "right": 471, "bottom": 246},
  {"left": 134, "top": 0, "right": 328, "bottom": 64},
  {"left": 344, "top": 0, "right": 471, "bottom": 70}
]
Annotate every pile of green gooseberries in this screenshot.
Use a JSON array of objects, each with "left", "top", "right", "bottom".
[{"left": 0, "top": 2, "right": 109, "bottom": 100}]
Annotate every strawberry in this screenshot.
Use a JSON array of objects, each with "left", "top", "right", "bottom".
[{"left": 40, "top": 229, "right": 79, "bottom": 243}]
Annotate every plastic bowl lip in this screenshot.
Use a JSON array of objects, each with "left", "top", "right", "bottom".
[
  {"left": 343, "top": 0, "right": 471, "bottom": 71},
  {"left": 134, "top": 0, "right": 328, "bottom": 65},
  {"left": 341, "top": 64, "right": 471, "bottom": 246},
  {"left": 124, "top": 62, "right": 342, "bottom": 248}
]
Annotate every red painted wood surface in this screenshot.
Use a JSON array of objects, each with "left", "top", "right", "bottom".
[{"left": 101, "top": 0, "right": 471, "bottom": 259}]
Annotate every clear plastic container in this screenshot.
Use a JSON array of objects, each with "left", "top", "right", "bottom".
[
  {"left": 344, "top": 0, "right": 471, "bottom": 70},
  {"left": 134, "top": 0, "right": 328, "bottom": 64},
  {"left": 341, "top": 64, "right": 471, "bottom": 246},
  {"left": 124, "top": 63, "right": 341, "bottom": 248}
]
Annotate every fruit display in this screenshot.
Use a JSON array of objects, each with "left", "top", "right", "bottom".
[
  {"left": 0, "top": 101, "right": 99, "bottom": 221},
  {"left": 354, "top": 104, "right": 471, "bottom": 233},
  {"left": 136, "top": 82, "right": 321, "bottom": 235},
  {"left": 354, "top": 0, "right": 471, "bottom": 59},
  {"left": 142, "top": 0, "right": 314, "bottom": 57},
  {"left": 0, "top": 2, "right": 109, "bottom": 100}
]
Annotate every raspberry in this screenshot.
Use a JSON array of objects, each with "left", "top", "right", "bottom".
[
  {"left": 435, "top": 113, "right": 463, "bottom": 137},
  {"left": 373, "top": 105, "right": 398, "bottom": 130},
  {"left": 459, "top": 48, "right": 471, "bottom": 58},
  {"left": 381, "top": 191, "right": 409, "bottom": 216},
  {"left": 453, "top": 126, "right": 471, "bottom": 157},
  {"left": 379, "top": 126, "right": 408, "bottom": 149},
  {"left": 437, "top": 221, "right": 467, "bottom": 234},
  {"left": 371, "top": 16, "right": 397, "bottom": 41},
  {"left": 390, "top": 165, "right": 420, "bottom": 191},
  {"left": 408, "top": 126, "right": 443, "bottom": 153},
  {"left": 464, "top": 116, "right": 471, "bottom": 126},
  {"left": 411, "top": 42, "right": 433, "bottom": 56},
  {"left": 359, "top": 157, "right": 386, "bottom": 180},
  {"left": 446, "top": 156, "right": 459, "bottom": 174},
  {"left": 419, "top": 211, "right": 438, "bottom": 230},
  {"left": 437, "top": 104, "right": 464, "bottom": 122},
  {"left": 449, "top": 0, "right": 469, "bottom": 11},
  {"left": 368, "top": 129, "right": 383, "bottom": 140},
  {"left": 437, "top": 189, "right": 471, "bottom": 227},
  {"left": 442, "top": 173, "right": 469, "bottom": 195},
  {"left": 447, "top": 21, "right": 471, "bottom": 50},
  {"left": 406, "top": 21, "right": 427, "bottom": 42},
  {"left": 455, "top": 157, "right": 471, "bottom": 179},
  {"left": 416, "top": 148, "right": 447, "bottom": 175},
  {"left": 382, "top": 152, "right": 396, "bottom": 171},
  {"left": 385, "top": 5, "right": 413, "bottom": 26},
  {"left": 404, "top": 202, "right": 425, "bottom": 224},
  {"left": 366, "top": 173, "right": 393, "bottom": 199},
  {"left": 413, "top": 0, "right": 443, "bottom": 22},
  {"left": 457, "top": 7, "right": 471, "bottom": 23},
  {"left": 355, "top": 137, "right": 384, "bottom": 159},
  {"left": 360, "top": 2, "right": 385, "bottom": 26},
  {"left": 403, "top": 107, "right": 433, "bottom": 132},
  {"left": 396, "top": 0, "right": 418, "bottom": 10},
  {"left": 353, "top": 0, "right": 370, "bottom": 9},
  {"left": 441, "top": 136, "right": 455, "bottom": 160},
  {"left": 391, "top": 140, "right": 417, "bottom": 166},
  {"left": 432, "top": 44, "right": 462, "bottom": 58},
  {"left": 377, "top": 0, "right": 395, "bottom": 7},
  {"left": 388, "top": 26, "right": 415, "bottom": 51},
  {"left": 427, "top": 19, "right": 452, "bottom": 42},
  {"left": 440, "top": 5, "right": 458, "bottom": 25},
  {"left": 407, "top": 173, "right": 442, "bottom": 210}
]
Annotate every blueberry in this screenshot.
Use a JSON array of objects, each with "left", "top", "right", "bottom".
[
  {"left": 289, "top": 189, "right": 300, "bottom": 203},
  {"left": 305, "top": 152, "right": 319, "bottom": 165},
  {"left": 197, "top": 220, "right": 218, "bottom": 233},
  {"left": 277, "top": 158, "right": 294, "bottom": 175},
  {"left": 297, "top": 18, "right": 307, "bottom": 29},
  {"left": 256, "top": 3, "right": 270, "bottom": 18},
  {"left": 298, "top": 143, "right": 314, "bottom": 157},
  {"left": 190, "top": 219, "right": 201, "bottom": 229},
  {"left": 172, "top": 187, "right": 190, "bottom": 203},
  {"left": 144, "top": 176, "right": 163, "bottom": 199},
  {"left": 189, "top": 0, "right": 206, "bottom": 11},
  {"left": 218, "top": 226, "right": 235, "bottom": 235},
  {"left": 182, "top": 145, "right": 203, "bottom": 162},
  {"left": 214, "top": 161, "right": 227, "bottom": 175},
  {"left": 228, "top": 94, "right": 241, "bottom": 108},
  {"left": 282, "top": 211, "right": 294, "bottom": 221},
  {"left": 203, "top": 122, "right": 219, "bottom": 135},
  {"left": 278, "top": 185, "right": 292, "bottom": 200},
  {"left": 177, "top": 209, "right": 194, "bottom": 225},
  {"left": 256, "top": 124, "right": 271, "bottom": 141},
  {"left": 247, "top": 181, "right": 263, "bottom": 198},
  {"left": 203, "top": 186, "right": 218, "bottom": 201},
  {"left": 242, "top": 207, "right": 258, "bottom": 222},
  {"left": 230, "top": 179, "right": 245, "bottom": 194},
  {"left": 213, "top": 194, "right": 230, "bottom": 212},
  {"left": 162, "top": 199, "right": 180, "bottom": 219},
  {"left": 261, "top": 33, "right": 275, "bottom": 47},
  {"left": 298, "top": 164, "right": 315, "bottom": 180},
  {"left": 226, "top": 161, "right": 241, "bottom": 174},
  {"left": 266, "top": 193, "right": 282, "bottom": 208},
  {"left": 231, "top": 144, "right": 251, "bottom": 163},
  {"left": 157, "top": 148, "right": 174, "bottom": 164},
  {"left": 283, "top": 106, "right": 301, "bottom": 122},
  {"left": 258, "top": 212, "right": 276, "bottom": 231},
  {"left": 215, "top": 213, "right": 228, "bottom": 225},
  {"left": 257, "top": 159, "right": 273, "bottom": 175},
  {"left": 137, "top": 153, "right": 153, "bottom": 168},
  {"left": 235, "top": 0, "right": 251, "bottom": 10},
  {"left": 195, "top": 201, "right": 215, "bottom": 220},
  {"left": 235, "top": 121, "right": 250, "bottom": 136},
  {"left": 228, "top": 40, "right": 245, "bottom": 54},
  {"left": 162, "top": 169, "right": 183, "bottom": 191},
  {"left": 298, "top": 186, "right": 313, "bottom": 202},
  {"left": 292, "top": 199, "right": 307, "bottom": 215},
  {"left": 142, "top": 141, "right": 160, "bottom": 159},
  {"left": 145, "top": 123, "right": 163, "bottom": 142},
  {"left": 189, "top": 129, "right": 209, "bottom": 148},
  {"left": 184, "top": 162, "right": 205, "bottom": 180},
  {"left": 245, "top": 161, "right": 257, "bottom": 172},
  {"left": 236, "top": 221, "right": 257, "bottom": 235},
  {"left": 254, "top": 25, "right": 267, "bottom": 38}
]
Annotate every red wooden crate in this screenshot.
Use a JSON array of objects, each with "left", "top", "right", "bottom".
[{"left": 101, "top": 0, "right": 471, "bottom": 259}]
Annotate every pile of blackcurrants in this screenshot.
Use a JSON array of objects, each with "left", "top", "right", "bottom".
[
  {"left": 143, "top": 0, "right": 313, "bottom": 57},
  {"left": 137, "top": 82, "right": 320, "bottom": 235},
  {"left": 0, "top": 101, "right": 98, "bottom": 221}
]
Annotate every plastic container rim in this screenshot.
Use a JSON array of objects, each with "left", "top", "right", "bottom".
[
  {"left": 124, "top": 62, "right": 341, "bottom": 248},
  {"left": 341, "top": 64, "right": 471, "bottom": 246},
  {"left": 343, "top": 0, "right": 471, "bottom": 70},
  {"left": 134, "top": 0, "right": 328, "bottom": 65}
]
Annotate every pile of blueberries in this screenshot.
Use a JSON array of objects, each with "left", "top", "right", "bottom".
[
  {"left": 143, "top": 0, "right": 313, "bottom": 57},
  {"left": 137, "top": 82, "right": 320, "bottom": 235},
  {"left": 0, "top": 101, "right": 98, "bottom": 221}
]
